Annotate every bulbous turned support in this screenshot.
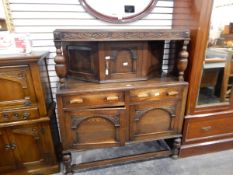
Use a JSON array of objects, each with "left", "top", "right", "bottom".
[
  {"left": 63, "top": 153, "right": 73, "bottom": 175},
  {"left": 54, "top": 32, "right": 67, "bottom": 84},
  {"left": 172, "top": 138, "right": 181, "bottom": 159},
  {"left": 177, "top": 40, "right": 189, "bottom": 81}
]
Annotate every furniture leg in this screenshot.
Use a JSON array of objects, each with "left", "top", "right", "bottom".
[
  {"left": 172, "top": 138, "right": 181, "bottom": 159},
  {"left": 63, "top": 153, "right": 73, "bottom": 175}
]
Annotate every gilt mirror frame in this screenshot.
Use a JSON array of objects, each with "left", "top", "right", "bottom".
[{"left": 79, "top": 0, "right": 159, "bottom": 23}]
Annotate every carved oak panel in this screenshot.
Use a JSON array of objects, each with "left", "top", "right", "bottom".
[
  {"left": 129, "top": 100, "right": 180, "bottom": 141},
  {"left": 63, "top": 108, "right": 125, "bottom": 150},
  {"left": 0, "top": 66, "right": 37, "bottom": 109}
]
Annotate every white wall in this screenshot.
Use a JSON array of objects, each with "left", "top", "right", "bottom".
[{"left": 9, "top": 0, "right": 174, "bottom": 102}]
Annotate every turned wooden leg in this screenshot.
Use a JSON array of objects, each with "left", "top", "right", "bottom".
[
  {"left": 63, "top": 153, "right": 73, "bottom": 175},
  {"left": 172, "top": 138, "right": 181, "bottom": 159}
]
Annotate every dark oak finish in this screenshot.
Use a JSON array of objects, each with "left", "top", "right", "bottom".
[
  {"left": 0, "top": 53, "right": 59, "bottom": 174},
  {"left": 54, "top": 29, "right": 190, "bottom": 84},
  {"left": 54, "top": 29, "right": 189, "bottom": 173}
]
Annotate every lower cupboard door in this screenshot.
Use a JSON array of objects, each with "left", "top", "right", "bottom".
[
  {"left": 63, "top": 108, "right": 126, "bottom": 150},
  {"left": 130, "top": 100, "right": 180, "bottom": 141}
]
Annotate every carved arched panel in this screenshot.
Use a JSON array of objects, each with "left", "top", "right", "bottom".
[
  {"left": 130, "top": 103, "right": 178, "bottom": 141},
  {"left": 0, "top": 66, "right": 36, "bottom": 108},
  {"left": 76, "top": 117, "right": 117, "bottom": 144},
  {"left": 65, "top": 108, "right": 125, "bottom": 150},
  {"left": 136, "top": 108, "right": 173, "bottom": 134}
]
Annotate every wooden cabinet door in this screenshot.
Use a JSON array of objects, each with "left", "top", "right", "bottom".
[
  {"left": 7, "top": 123, "right": 54, "bottom": 166},
  {"left": 100, "top": 42, "right": 146, "bottom": 81},
  {"left": 129, "top": 100, "right": 182, "bottom": 142},
  {"left": 63, "top": 108, "right": 126, "bottom": 150},
  {"left": 0, "top": 65, "right": 37, "bottom": 109},
  {"left": 0, "top": 129, "right": 17, "bottom": 172}
]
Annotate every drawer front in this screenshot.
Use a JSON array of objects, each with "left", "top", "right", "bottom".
[
  {"left": 62, "top": 91, "right": 124, "bottom": 109},
  {"left": 0, "top": 65, "right": 37, "bottom": 109},
  {"left": 61, "top": 108, "right": 126, "bottom": 150},
  {"left": 129, "top": 100, "right": 182, "bottom": 141},
  {"left": 129, "top": 87, "right": 181, "bottom": 104},
  {"left": 185, "top": 116, "right": 233, "bottom": 142},
  {"left": 0, "top": 108, "right": 39, "bottom": 123}
]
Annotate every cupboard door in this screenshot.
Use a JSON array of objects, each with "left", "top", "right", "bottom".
[
  {"left": 8, "top": 123, "right": 53, "bottom": 166},
  {"left": 0, "top": 129, "right": 17, "bottom": 172},
  {"left": 63, "top": 108, "right": 126, "bottom": 150},
  {"left": 0, "top": 65, "right": 37, "bottom": 109},
  {"left": 101, "top": 42, "right": 146, "bottom": 81},
  {"left": 130, "top": 100, "right": 181, "bottom": 142}
]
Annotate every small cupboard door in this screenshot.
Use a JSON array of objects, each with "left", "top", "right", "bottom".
[
  {"left": 0, "top": 129, "right": 17, "bottom": 172},
  {"left": 7, "top": 123, "right": 53, "bottom": 166},
  {"left": 129, "top": 100, "right": 182, "bottom": 142},
  {"left": 0, "top": 65, "right": 37, "bottom": 109},
  {"left": 63, "top": 108, "right": 126, "bottom": 150}
]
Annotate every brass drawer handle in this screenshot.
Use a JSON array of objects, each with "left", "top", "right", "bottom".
[
  {"left": 70, "top": 98, "right": 84, "bottom": 104},
  {"left": 151, "top": 92, "right": 160, "bottom": 97},
  {"left": 137, "top": 93, "right": 149, "bottom": 98},
  {"left": 106, "top": 96, "right": 119, "bottom": 101},
  {"left": 167, "top": 91, "right": 179, "bottom": 96},
  {"left": 201, "top": 126, "right": 212, "bottom": 131}
]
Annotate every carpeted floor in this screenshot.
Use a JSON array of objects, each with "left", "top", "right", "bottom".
[{"left": 54, "top": 149, "right": 233, "bottom": 175}]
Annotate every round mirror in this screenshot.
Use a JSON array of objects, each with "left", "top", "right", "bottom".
[{"left": 79, "top": 0, "right": 158, "bottom": 23}]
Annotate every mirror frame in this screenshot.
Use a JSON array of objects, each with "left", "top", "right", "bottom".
[
  {"left": 79, "top": 0, "right": 159, "bottom": 23},
  {"left": 186, "top": 0, "right": 233, "bottom": 115}
]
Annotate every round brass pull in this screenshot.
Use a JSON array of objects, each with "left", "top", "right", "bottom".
[
  {"left": 70, "top": 98, "right": 84, "bottom": 104},
  {"left": 137, "top": 93, "right": 149, "bottom": 98},
  {"left": 106, "top": 96, "right": 119, "bottom": 101},
  {"left": 23, "top": 112, "right": 30, "bottom": 120},
  {"left": 13, "top": 113, "right": 19, "bottom": 119}
]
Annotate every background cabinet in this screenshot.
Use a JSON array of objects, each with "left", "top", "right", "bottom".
[
  {"left": 0, "top": 53, "right": 59, "bottom": 174},
  {"left": 175, "top": 0, "right": 233, "bottom": 157}
]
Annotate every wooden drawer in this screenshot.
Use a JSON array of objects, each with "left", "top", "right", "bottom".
[
  {"left": 185, "top": 116, "right": 233, "bottom": 142},
  {"left": 62, "top": 91, "right": 124, "bottom": 109},
  {"left": 129, "top": 87, "right": 181, "bottom": 103},
  {"left": 0, "top": 107, "right": 39, "bottom": 123},
  {"left": 61, "top": 108, "right": 126, "bottom": 150},
  {"left": 129, "top": 99, "right": 182, "bottom": 142}
]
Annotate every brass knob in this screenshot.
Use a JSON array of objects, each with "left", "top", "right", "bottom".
[
  {"left": 10, "top": 143, "right": 16, "bottom": 150},
  {"left": 70, "top": 98, "right": 84, "bottom": 104},
  {"left": 4, "top": 144, "right": 11, "bottom": 150},
  {"left": 13, "top": 113, "right": 19, "bottom": 119},
  {"left": 22, "top": 112, "right": 30, "bottom": 120},
  {"left": 106, "top": 96, "right": 119, "bottom": 101}
]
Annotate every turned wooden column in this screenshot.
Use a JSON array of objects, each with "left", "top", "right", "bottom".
[
  {"left": 54, "top": 32, "right": 67, "bottom": 84},
  {"left": 177, "top": 40, "right": 189, "bottom": 81}
]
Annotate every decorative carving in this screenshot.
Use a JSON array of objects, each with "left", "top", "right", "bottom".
[
  {"left": 172, "top": 138, "right": 181, "bottom": 159},
  {"left": 54, "top": 32, "right": 67, "bottom": 84},
  {"left": 135, "top": 107, "right": 176, "bottom": 121},
  {"left": 12, "top": 126, "right": 43, "bottom": 140},
  {"left": 71, "top": 114, "right": 120, "bottom": 129},
  {"left": 56, "top": 30, "right": 190, "bottom": 41},
  {"left": 0, "top": 71, "right": 27, "bottom": 88},
  {"left": 177, "top": 40, "right": 189, "bottom": 81}
]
